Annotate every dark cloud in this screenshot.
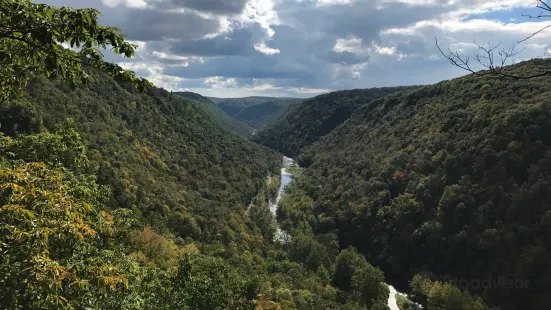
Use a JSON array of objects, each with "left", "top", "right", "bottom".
[
  {"left": 36, "top": 0, "right": 533, "bottom": 96},
  {"left": 326, "top": 51, "right": 369, "bottom": 65},
  {"left": 169, "top": 26, "right": 265, "bottom": 56},
  {"left": 164, "top": 55, "right": 316, "bottom": 82},
  {"left": 169, "top": 0, "right": 249, "bottom": 15},
  {"left": 106, "top": 9, "right": 220, "bottom": 41}
]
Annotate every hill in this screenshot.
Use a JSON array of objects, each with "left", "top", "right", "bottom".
[
  {"left": 255, "top": 86, "right": 418, "bottom": 157},
  {"left": 1, "top": 70, "right": 403, "bottom": 310},
  {"left": 209, "top": 96, "right": 300, "bottom": 129},
  {"left": 174, "top": 91, "right": 253, "bottom": 136},
  {"left": 277, "top": 59, "right": 551, "bottom": 310},
  {"left": 2, "top": 72, "right": 282, "bottom": 242}
]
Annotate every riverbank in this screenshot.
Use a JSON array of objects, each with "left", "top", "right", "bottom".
[{"left": 269, "top": 156, "right": 421, "bottom": 310}]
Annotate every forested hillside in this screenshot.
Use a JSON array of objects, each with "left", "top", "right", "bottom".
[
  {"left": 209, "top": 96, "right": 299, "bottom": 129},
  {"left": 255, "top": 87, "right": 418, "bottom": 157},
  {"left": 276, "top": 58, "right": 551, "bottom": 310},
  {"left": 3, "top": 72, "right": 281, "bottom": 241},
  {"left": 1, "top": 72, "right": 404, "bottom": 309},
  {"left": 175, "top": 91, "right": 253, "bottom": 136}
]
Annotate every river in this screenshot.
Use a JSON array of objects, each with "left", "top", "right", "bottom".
[{"left": 269, "top": 156, "right": 418, "bottom": 310}]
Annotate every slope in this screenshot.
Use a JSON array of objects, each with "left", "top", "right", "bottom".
[
  {"left": 174, "top": 91, "right": 253, "bottom": 136},
  {"left": 255, "top": 86, "right": 418, "bottom": 157},
  {"left": 2, "top": 72, "right": 281, "bottom": 243},
  {"left": 280, "top": 58, "right": 551, "bottom": 310},
  {"left": 0, "top": 71, "right": 405, "bottom": 310},
  {"left": 209, "top": 96, "right": 299, "bottom": 129}
]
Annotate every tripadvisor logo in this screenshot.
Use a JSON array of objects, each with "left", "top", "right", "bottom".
[{"left": 439, "top": 276, "right": 530, "bottom": 290}]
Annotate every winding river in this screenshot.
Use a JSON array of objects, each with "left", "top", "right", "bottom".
[{"left": 269, "top": 156, "right": 417, "bottom": 310}]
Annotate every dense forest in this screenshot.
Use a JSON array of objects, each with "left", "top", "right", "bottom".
[
  {"left": 254, "top": 87, "right": 418, "bottom": 157},
  {"left": 1, "top": 70, "right": 400, "bottom": 309},
  {"left": 267, "top": 59, "right": 551, "bottom": 310},
  {"left": 209, "top": 96, "right": 299, "bottom": 129},
  {"left": 174, "top": 91, "right": 253, "bottom": 136},
  {"left": 2, "top": 1, "right": 548, "bottom": 309}
]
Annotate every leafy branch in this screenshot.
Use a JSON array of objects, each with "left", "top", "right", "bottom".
[{"left": 0, "top": 0, "right": 152, "bottom": 103}]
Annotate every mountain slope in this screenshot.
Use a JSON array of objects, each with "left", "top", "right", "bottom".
[
  {"left": 0, "top": 71, "right": 403, "bottom": 310},
  {"left": 3, "top": 72, "right": 281, "bottom": 242},
  {"left": 209, "top": 96, "right": 299, "bottom": 129},
  {"left": 280, "top": 58, "right": 551, "bottom": 310},
  {"left": 255, "top": 86, "right": 418, "bottom": 157},
  {"left": 174, "top": 91, "right": 252, "bottom": 136}
]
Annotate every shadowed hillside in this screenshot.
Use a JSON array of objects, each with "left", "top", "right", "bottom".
[
  {"left": 255, "top": 86, "right": 418, "bottom": 157},
  {"left": 276, "top": 58, "right": 551, "bottom": 310},
  {"left": 174, "top": 91, "right": 253, "bottom": 136},
  {"left": 209, "top": 96, "right": 300, "bottom": 129}
]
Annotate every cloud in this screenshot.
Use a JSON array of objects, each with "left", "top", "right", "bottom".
[
  {"left": 169, "top": 0, "right": 249, "bottom": 15},
  {"left": 253, "top": 41, "right": 280, "bottom": 55},
  {"left": 38, "top": 0, "right": 551, "bottom": 97}
]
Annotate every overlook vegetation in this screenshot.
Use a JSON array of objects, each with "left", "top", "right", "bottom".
[
  {"left": 1, "top": 70, "right": 399, "bottom": 309},
  {"left": 0, "top": 1, "right": 396, "bottom": 308},
  {"left": 209, "top": 96, "right": 299, "bottom": 129},
  {"left": 1, "top": 1, "right": 549, "bottom": 310},
  {"left": 174, "top": 91, "right": 253, "bottom": 136},
  {"left": 254, "top": 87, "right": 418, "bottom": 157},
  {"left": 268, "top": 58, "right": 551, "bottom": 310}
]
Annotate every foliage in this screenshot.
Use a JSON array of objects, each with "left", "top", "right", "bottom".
[
  {"left": 275, "top": 58, "right": 551, "bottom": 310},
  {"left": 175, "top": 91, "right": 253, "bottom": 136},
  {"left": 2, "top": 72, "right": 281, "bottom": 246},
  {"left": 410, "top": 275, "right": 495, "bottom": 310},
  {"left": 0, "top": 0, "right": 151, "bottom": 103},
  {"left": 255, "top": 86, "right": 418, "bottom": 157},
  {"left": 209, "top": 96, "right": 299, "bottom": 129},
  {"left": 0, "top": 36, "right": 370, "bottom": 310},
  {"left": 0, "top": 133, "right": 137, "bottom": 309}
]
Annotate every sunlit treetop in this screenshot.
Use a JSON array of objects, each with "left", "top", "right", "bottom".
[{"left": 0, "top": 0, "right": 152, "bottom": 103}]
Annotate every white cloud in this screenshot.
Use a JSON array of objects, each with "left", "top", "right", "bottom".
[
  {"left": 288, "top": 87, "right": 330, "bottom": 94},
  {"left": 249, "top": 83, "right": 282, "bottom": 91},
  {"left": 253, "top": 41, "right": 281, "bottom": 55},
  {"left": 240, "top": 0, "right": 280, "bottom": 38},
  {"left": 204, "top": 76, "right": 238, "bottom": 88},
  {"left": 334, "top": 36, "right": 369, "bottom": 56},
  {"left": 102, "top": 0, "right": 147, "bottom": 9},
  {"left": 317, "top": 0, "right": 353, "bottom": 7},
  {"left": 374, "top": 45, "right": 396, "bottom": 55},
  {"left": 40, "top": 0, "right": 551, "bottom": 97}
]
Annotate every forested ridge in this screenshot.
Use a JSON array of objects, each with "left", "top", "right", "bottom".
[
  {"left": 271, "top": 58, "right": 551, "bottom": 310},
  {"left": 209, "top": 96, "right": 299, "bottom": 129},
  {"left": 254, "top": 86, "right": 418, "bottom": 157},
  {"left": 174, "top": 91, "right": 253, "bottom": 136},
  {"left": 2, "top": 1, "right": 548, "bottom": 309},
  {"left": 2, "top": 70, "right": 375, "bottom": 309},
  {"left": 3, "top": 72, "right": 281, "bottom": 240}
]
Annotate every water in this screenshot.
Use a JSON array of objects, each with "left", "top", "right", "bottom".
[
  {"left": 387, "top": 285, "right": 402, "bottom": 310},
  {"left": 269, "top": 156, "right": 417, "bottom": 309},
  {"left": 269, "top": 156, "right": 295, "bottom": 242},
  {"left": 269, "top": 156, "right": 295, "bottom": 215}
]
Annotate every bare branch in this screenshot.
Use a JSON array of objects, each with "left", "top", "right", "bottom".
[
  {"left": 518, "top": 24, "right": 551, "bottom": 43},
  {"left": 436, "top": 0, "right": 551, "bottom": 80},
  {"left": 436, "top": 37, "right": 551, "bottom": 80},
  {"left": 538, "top": 0, "right": 551, "bottom": 11}
]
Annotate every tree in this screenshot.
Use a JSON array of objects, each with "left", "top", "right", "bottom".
[
  {"left": 0, "top": 0, "right": 151, "bottom": 103},
  {"left": 0, "top": 160, "right": 132, "bottom": 309},
  {"left": 437, "top": 0, "right": 551, "bottom": 79},
  {"left": 351, "top": 264, "right": 388, "bottom": 308}
]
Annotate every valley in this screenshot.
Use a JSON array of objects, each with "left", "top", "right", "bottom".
[{"left": 2, "top": 1, "right": 551, "bottom": 309}]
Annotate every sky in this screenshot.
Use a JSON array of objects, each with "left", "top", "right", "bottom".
[{"left": 42, "top": 0, "right": 551, "bottom": 98}]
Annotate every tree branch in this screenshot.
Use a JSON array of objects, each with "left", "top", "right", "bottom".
[{"left": 436, "top": 37, "right": 551, "bottom": 79}]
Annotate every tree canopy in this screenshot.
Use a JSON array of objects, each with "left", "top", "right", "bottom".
[
  {"left": 270, "top": 58, "right": 551, "bottom": 310},
  {"left": 0, "top": 0, "right": 151, "bottom": 103}
]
